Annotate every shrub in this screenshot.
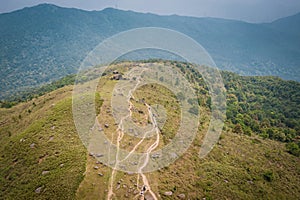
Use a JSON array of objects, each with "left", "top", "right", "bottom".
[
  {"left": 263, "top": 171, "right": 274, "bottom": 182},
  {"left": 286, "top": 142, "right": 300, "bottom": 157}
]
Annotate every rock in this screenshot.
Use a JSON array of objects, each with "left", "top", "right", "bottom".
[
  {"left": 142, "top": 185, "right": 147, "bottom": 191},
  {"left": 109, "top": 161, "right": 115, "bottom": 165},
  {"left": 42, "top": 171, "right": 50, "bottom": 175},
  {"left": 51, "top": 126, "right": 55, "bottom": 130},
  {"left": 60, "top": 164, "right": 64, "bottom": 167},
  {"left": 178, "top": 193, "right": 186, "bottom": 199},
  {"left": 111, "top": 74, "right": 122, "bottom": 80},
  {"left": 94, "top": 166, "right": 99, "bottom": 170},
  {"left": 133, "top": 189, "right": 139, "bottom": 195},
  {"left": 151, "top": 153, "right": 160, "bottom": 159},
  {"left": 30, "top": 143, "right": 35, "bottom": 148},
  {"left": 49, "top": 136, "right": 54, "bottom": 141},
  {"left": 127, "top": 172, "right": 134, "bottom": 175},
  {"left": 169, "top": 152, "right": 178, "bottom": 159},
  {"left": 89, "top": 152, "right": 94, "bottom": 156},
  {"left": 35, "top": 186, "right": 43, "bottom": 194},
  {"left": 104, "top": 124, "right": 109, "bottom": 128},
  {"left": 98, "top": 173, "right": 104, "bottom": 176},
  {"left": 164, "top": 191, "right": 173, "bottom": 196},
  {"left": 95, "top": 154, "right": 103, "bottom": 157},
  {"left": 144, "top": 193, "right": 155, "bottom": 200}
]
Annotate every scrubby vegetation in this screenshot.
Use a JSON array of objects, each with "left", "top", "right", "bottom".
[
  {"left": 172, "top": 61, "right": 300, "bottom": 157},
  {"left": 222, "top": 72, "right": 300, "bottom": 156}
]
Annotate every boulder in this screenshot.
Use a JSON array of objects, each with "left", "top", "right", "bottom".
[
  {"left": 89, "top": 152, "right": 94, "bottom": 156},
  {"left": 42, "top": 171, "right": 50, "bottom": 175},
  {"left": 35, "top": 186, "right": 43, "bottom": 194},
  {"left": 30, "top": 143, "right": 35, "bottom": 148},
  {"left": 164, "top": 191, "right": 173, "bottom": 196},
  {"left": 49, "top": 136, "right": 54, "bottom": 141},
  {"left": 98, "top": 173, "right": 104, "bottom": 176}
]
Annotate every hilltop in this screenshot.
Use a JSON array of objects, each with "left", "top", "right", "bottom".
[{"left": 0, "top": 61, "right": 299, "bottom": 199}]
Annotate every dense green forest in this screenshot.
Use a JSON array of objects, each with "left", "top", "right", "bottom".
[
  {"left": 174, "top": 61, "right": 300, "bottom": 157},
  {"left": 1, "top": 4, "right": 300, "bottom": 100},
  {"left": 0, "top": 74, "right": 76, "bottom": 108},
  {"left": 223, "top": 73, "right": 300, "bottom": 156}
]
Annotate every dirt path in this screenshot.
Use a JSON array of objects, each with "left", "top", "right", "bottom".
[
  {"left": 107, "top": 68, "right": 159, "bottom": 200},
  {"left": 136, "top": 103, "right": 159, "bottom": 200}
]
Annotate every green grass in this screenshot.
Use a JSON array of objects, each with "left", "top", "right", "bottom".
[{"left": 0, "top": 88, "right": 86, "bottom": 199}]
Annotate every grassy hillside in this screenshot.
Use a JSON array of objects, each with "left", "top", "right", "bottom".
[
  {"left": 0, "top": 86, "right": 87, "bottom": 199},
  {"left": 0, "top": 61, "right": 299, "bottom": 199}
]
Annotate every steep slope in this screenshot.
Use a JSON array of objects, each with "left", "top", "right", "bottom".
[
  {"left": 0, "top": 86, "right": 87, "bottom": 199},
  {"left": 0, "top": 4, "right": 300, "bottom": 99},
  {"left": 0, "top": 61, "right": 299, "bottom": 199}
]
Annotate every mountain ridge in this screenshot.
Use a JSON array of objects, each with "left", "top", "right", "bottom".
[
  {"left": 10, "top": 3, "right": 300, "bottom": 24},
  {"left": 0, "top": 4, "right": 300, "bottom": 99}
]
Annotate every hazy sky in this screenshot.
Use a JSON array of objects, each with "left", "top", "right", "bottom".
[{"left": 1, "top": 0, "right": 300, "bottom": 23}]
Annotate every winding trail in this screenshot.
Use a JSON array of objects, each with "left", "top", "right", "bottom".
[
  {"left": 107, "top": 68, "right": 159, "bottom": 200},
  {"left": 136, "top": 103, "right": 160, "bottom": 200}
]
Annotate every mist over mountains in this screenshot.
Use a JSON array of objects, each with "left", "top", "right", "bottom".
[{"left": 0, "top": 3, "right": 299, "bottom": 99}]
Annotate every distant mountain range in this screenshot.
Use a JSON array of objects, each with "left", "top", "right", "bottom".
[{"left": 0, "top": 4, "right": 300, "bottom": 99}]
